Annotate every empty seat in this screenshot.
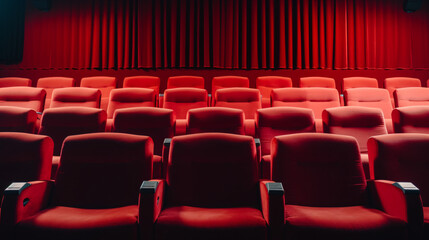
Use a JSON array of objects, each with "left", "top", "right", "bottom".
[
  {"left": 186, "top": 107, "right": 245, "bottom": 135},
  {"left": 342, "top": 77, "right": 378, "bottom": 91},
  {"left": 123, "top": 76, "right": 160, "bottom": 95},
  {"left": 0, "top": 77, "right": 31, "bottom": 87},
  {"left": 0, "top": 106, "right": 38, "bottom": 133},
  {"left": 384, "top": 77, "right": 421, "bottom": 106},
  {"left": 4, "top": 132, "right": 153, "bottom": 240},
  {"left": 322, "top": 106, "right": 388, "bottom": 178},
  {"left": 37, "top": 77, "right": 75, "bottom": 109},
  {"left": 50, "top": 87, "right": 101, "bottom": 108},
  {"left": 368, "top": 133, "right": 428, "bottom": 239},
  {"left": 299, "top": 76, "right": 336, "bottom": 88},
  {"left": 272, "top": 133, "right": 414, "bottom": 240},
  {"left": 167, "top": 76, "right": 205, "bottom": 89},
  {"left": 211, "top": 76, "right": 249, "bottom": 96},
  {"left": 392, "top": 106, "right": 429, "bottom": 133},
  {"left": 80, "top": 76, "right": 117, "bottom": 111},
  {"left": 256, "top": 76, "right": 292, "bottom": 108},
  {"left": 0, "top": 87, "right": 46, "bottom": 113},
  {"left": 394, "top": 87, "right": 429, "bottom": 107}
]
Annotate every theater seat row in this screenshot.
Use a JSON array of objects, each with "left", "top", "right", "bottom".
[{"left": 0, "top": 131, "right": 427, "bottom": 240}]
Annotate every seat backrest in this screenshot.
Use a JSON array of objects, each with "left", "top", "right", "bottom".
[
  {"left": 342, "top": 77, "right": 378, "bottom": 92},
  {"left": 211, "top": 76, "right": 249, "bottom": 95},
  {"left": 344, "top": 88, "right": 393, "bottom": 118},
  {"left": 368, "top": 133, "right": 429, "bottom": 205},
  {"left": 214, "top": 88, "right": 261, "bottom": 119},
  {"left": 37, "top": 77, "right": 75, "bottom": 110},
  {"left": 271, "top": 88, "right": 340, "bottom": 118},
  {"left": 0, "top": 106, "right": 38, "bottom": 133},
  {"left": 167, "top": 76, "right": 205, "bottom": 89},
  {"left": 299, "top": 77, "right": 336, "bottom": 88},
  {"left": 392, "top": 106, "right": 429, "bottom": 134},
  {"left": 256, "top": 76, "right": 293, "bottom": 99},
  {"left": 53, "top": 133, "right": 153, "bottom": 208},
  {"left": 163, "top": 88, "right": 208, "bottom": 119},
  {"left": 39, "top": 107, "right": 107, "bottom": 155},
  {"left": 123, "top": 76, "right": 160, "bottom": 95},
  {"left": 187, "top": 107, "right": 245, "bottom": 135},
  {"left": 322, "top": 106, "right": 387, "bottom": 153},
  {"left": 166, "top": 133, "right": 259, "bottom": 208},
  {"left": 50, "top": 87, "right": 101, "bottom": 108},
  {"left": 394, "top": 87, "right": 429, "bottom": 108},
  {"left": 256, "top": 107, "right": 316, "bottom": 156},
  {"left": 0, "top": 77, "right": 31, "bottom": 87},
  {"left": 107, "top": 88, "right": 156, "bottom": 118},
  {"left": 80, "top": 76, "right": 117, "bottom": 111},
  {"left": 271, "top": 133, "right": 367, "bottom": 207},
  {"left": 384, "top": 77, "right": 421, "bottom": 106},
  {"left": 112, "top": 107, "right": 175, "bottom": 156},
  {"left": 0, "top": 87, "right": 46, "bottom": 112},
  {"left": 0, "top": 132, "right": 53, "bottom": 198}
]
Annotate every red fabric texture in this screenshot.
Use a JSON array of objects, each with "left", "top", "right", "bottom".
[
  {"left": 163, "top": 88, "right": 208, "bottom": 119},
  {"left": 0, "top": 87, "right": 46, "bottom": 112},
  {"left": 186, "top": 107, "right": 245, "bottom": 135},
  {"left": 256, "top": 76, "right": 292, "bottom": 108},
  {"left": 80, "top": 76, "right": 117, "bottom": 111},
  {"left": 299, "top": 77, "right": 336, "bottom": 88},
  {"left": 392, "top": 106, "right": 429, "bottom": 133},
  {"left": 342, "top": 77, "right": 378, "bottom": 92},
  {"left": 123, "top": 76, "right": 160, "bottom": 95},
  {"left": 271, "top": 88, "right": 340, "bottom": 118},
  {"left": 0, "top": 106, "right": 38, "bottom": 133},
  {"left": 394, "top": 87, "right": 429, "bottom": 108},
  {"left": 0, "top": 77, "right": 31, "bottom": 87},
  {"left": 50, "top": 87, "right": 101, "bottom": 108},
  {"left": 384, "top": 77, "right": 421, "bottom": 106},
  {"left": 106, "top": 88, "right": 156, "bottom": 118},
  {"left": 425, "top": 207, "right": 429, "bottom": 236},
  {"left": 167, "top": 76, "right": 205, "bottom": 89},
  {"left": 214, "top": 87, "right": 261, "bottom": 119},
  {"left": 344, "top": 88, "right": 393, "bottom": 119},
  {"left": 36, "top": 77, "right": 75, "bottom": 109},
  {"left": 211, "top": 76, "right": 249, "bottom": 95}
]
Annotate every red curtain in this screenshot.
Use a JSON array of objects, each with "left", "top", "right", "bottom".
[{"left": 6, "top": 0, "right": 429, "bottom": 70}]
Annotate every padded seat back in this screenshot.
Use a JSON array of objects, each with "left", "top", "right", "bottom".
[
  {"left": 299, "top": 77, "right": 336, "bottom": 88},
  {"left": 344, "top": 88, "right": 393, "bottom": 118},
  {"left": 37, "top": 77, "right": 75, "bottom": 109},
  {"left": 0, "top": 106, "right": 38, "bottom": 133},
  {"left": 392, "top": 106, "right": 429, "bottom": 133},
  {"left": 166, "top": 133, "right": 259, "bottom": 208},
  {"left": 0, "top": 87, "right": 46, "bottom": 112},
  {"left": 107, "top": 88, "right": 156, "bottom": 118},
  {"left": 123, "top": 76, "right": 160, "bottom": 95},
  {"left": 342, "top": 77, "right": 378, "bottom": 91},
  {"left": 271, "top": 133, "right": 366, "bottom": 207},
  {"left": 256, "top": 76, "right": 292, "bottom": 100},
  {"left": 53, "top": 133, "right": 153, "bottom": 208},
  {"left": 187, "top": 107, "right": 245, "bottom": 135},
  {"left": 211, "top": 76, "right": 249, "bottom": 95},
  {"left": 394, "top": 87, "right": 429, "bottom": 107},
  {"left": 163, "top": 88, "right": 208, "bottom": 119},
  {"left": 384, "top": 77, "right": 421, "bottom": 106},
  {"left": 214, "top": 88, "right": 261, "bottom": 119},
  {"left": 167, "top": 76, "right": 205, "bottom": 89},
  {"left": 50, "top": 87, "right": 101, "bottom": 108},
  {"left": 80, "top": 76, "right": 117, "bottom": 111},
  {"left": 0, "top": 77, "right": 31, "bottom": 87}
]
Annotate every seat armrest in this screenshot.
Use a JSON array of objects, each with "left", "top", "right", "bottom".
[
  {"left": 139, "top": 179, "right": 165, "bottom": 240},
  {"left": 161, "top": 138, "right": 172, "bottom": 178},
  {"left": 260, "top": 180, "right": 284, "bottom": 228},
  {"left": 255, "top": 138, "right": 261, "bottom": 165},
  {"left": 1, "top": 180, "right": 54, "bottom": 226}
]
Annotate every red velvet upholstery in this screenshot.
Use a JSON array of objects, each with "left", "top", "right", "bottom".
[
  {"left": 392, "top": 106, "right": 429, "bottom": 133},
  {"left": 0, "top": 77, "right": 31, "bottom": 87},
  {"left": 0, "top": 106, "right": 38, "bottom": 133},
  {"left": 0, "top": 87, "right": 46, "bottom": 113},
  {"left": 299, "top": 76, "right": 336, "bottom": 88},
  {"left": 107, "top": 88, "right": 156, "bottom": 118},
  {"left": 342, "top": 77, "right": 378, "bottom": 91},
  {"left": 167, "top": 76, "right": 205, "bottom": 89},
  {"left": 384, "top": 77, "right": 421, "bottom": 106},
  {"left": 80, "top": 76, "right": 117, "bottom": 111},
  {"left": 394, "top": 87, "right": 429, "bottom": 108},
  {"left": 186, "top": 107, "right": 245, "bottom": 135},
  {"left": 256, "top": 76, "right": 292, "bottom": 108},
  {"left": 211, "top": 76, "right": 249, "bottom": 95},
  {"left": 123, "top": 76, "right": 160, "bottom": 95},
  {"left": 37, "top": 77, "right": 75, "bottom": 109},
  {"left": 50, "top": 87, "right": 101, "bottom": 109},
  {"left": 163, "top": 88, "right": 208, "bottom": 119},
  {"left": 14, "top": 132, "right": 153, "bottom": 240}
]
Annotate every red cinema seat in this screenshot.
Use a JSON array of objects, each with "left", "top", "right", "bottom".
[
  {"left": 112, "top": 107, "right": 175, "bottom": 178},
  {"left": 123, "top": 75, "right": 160, "bottom": 94},
  {"left": 214, "top": 88, "right": 261, "bottom": 136},
  {"left": 394, "top": 87, "right": 429, "bottom": 108},
  {"left": 392, "top": 106, "right": 429, "bottom": 133},
  {"left": 186, "top": 107, "right": 245, "bottom": 135},
  {"left": 322, "top": 106, "right": 388, "bottom": 178},
  {"left": 163, "top": 88, "right": 208, "bottom": 135},
  {"left": 384, "top": 77, "right": 421, "bottom": 106},
  {"left": 271, "top": 87, "right": 340, "bottom": 132},
  {"left": 140, "top": 133, "right": 282, "bottom": 240},
  {"left": 0, "top": 106, "right": 38, "bottom": 133},
  {"left": 368, "top": 133, "right": 427, "bottom": 239},
  {"left": 211, "top": 76, "right": 249, "bottom": 96},
  {"left": 342, "top": 77, "right": 378, "bottom": 92},
  {"left": 80, "top": 76, "right": 117, "bottom": 111},
  {"left": 256, "top": 107, "right": 316, "bottom": 179},
  {"left": 344, "top": 88, "right": 393, "bottom": 133},
  {"left": 256, "top": 76, "right": 292, "bottom": 108},
  {"left": 167, "top": 76, "right": 205, "bottom": 89},
  {"left": 0, "top": 77, "right": 31, "bottom": 87},
  {"left": 272, "top": 133, "right": 416, "bottom": 240},
  {"left": 37, "top": 77, "right": 75, "bottom": 109},
  {"left": 3, "top": 133, "right": 153, "bottom": 240},
  {"left": 299, "top": 76, "right": 336, "bottom": 88},
  {"left": 0, "top": 87, "right": 46, "bottom": 113},
  {"left": 39, "top": 107, "right": 107, "bottom": 178},
  {"left": 50, "top": 87, "right": 101, "bottom": 108}
]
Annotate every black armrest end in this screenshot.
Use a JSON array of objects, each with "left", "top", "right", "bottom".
[
  {"left": 266, "top": 182, "right": 284, "bottom": 196},
  {"left": 140, "top": 181, "right": 159, "bottom": 194},
  {"left": 4, "top": 182, "right": 31, "bottom": 196},
  {"left": 393, "top": 182, "right": 420, "bottom": 195}
]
